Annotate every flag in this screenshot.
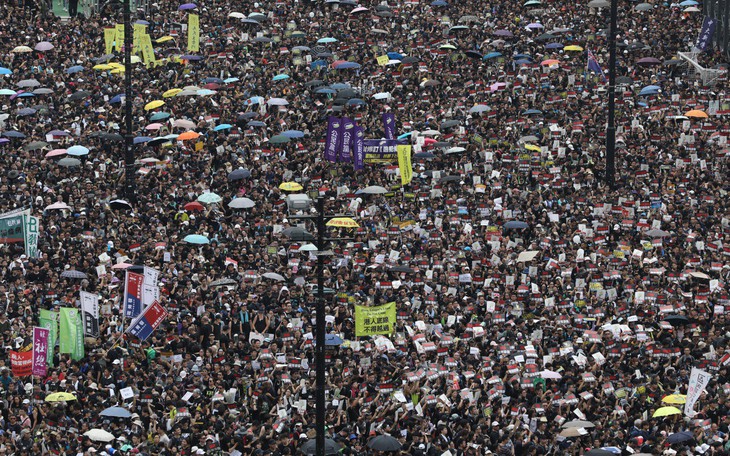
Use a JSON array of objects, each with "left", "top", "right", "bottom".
[
  {"left": 104, "top": 28, "right": 116, "bottom": 54},
  {"left": 685, "top": 367, "right": 712, "bottom": 416},
  {"left": 586, "top": 47, "right": 606, "bottom": 81},
  {"left": 187, "top": 14, "right": 200, "bottom": 52},
  {"left": 32, "top": 327, "right": 49, "bottom": 377},
  {"left": 695, "top": 17, "right": 717, "bottom": 52},
  {"left": 128, "top": 300, "right": 168, "bottom": 341},
  {"left": 353, "top": 125, "right": 365, "bottom": 171},
  {"left": 79, "top": 291, "right": 100, "bottom": 337},
  {"left": 383, "top": 112, "right": 397, "bottom": 140},
  {"left": 324, "top": 116, "right": 341, "bottom": 162},
  {"left": 124, "top": 271, "right": 144, "bottom": 318},
  {"left": 339, "top": 117, "right": 355, "bottom": 163},
  {"left": 397, "top": 145, "right": 413, "bottom": 185},
  {"left": 59, "top": 308, "right": 84, "bottom": 361},
  {"left": 39, "top": 309, "right": 58, "bottom": 367}
]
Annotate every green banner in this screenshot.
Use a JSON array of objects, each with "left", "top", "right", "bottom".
[
  {"left": 23, "top": 215, "right": 38, "bottom": 259},
  {"left": 59, "top": 308, "right": 84, "bottom": 361},
  {"left": 39, "top": 309, "right": 58, "bottom": 367},
  {"left": 0, "top": 215, "right": 25, "bottom": 244}
]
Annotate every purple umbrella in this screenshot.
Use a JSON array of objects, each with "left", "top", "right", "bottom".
[
  {"left": 494, "top": 29, "right": 514, "bottom": 37},
  {"left": 545, "top": 42, "right": 564, "bottom": 49},
  {"left": 637, "top": 57, "right": 661, "bottom": 65},
  {"left": 47, "top": 130, "right": 70, "bottom": 136},
  {"left": 34, "top": 41, "right": 54, "bottom": 52},
  {"left": 179, "top": 3, "right": 197, "bottom": 10},
  {"left": 181, "top": 55, "right": 204, "bottom": 61}
]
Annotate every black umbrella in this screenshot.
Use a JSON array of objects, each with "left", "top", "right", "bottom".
[
  {"left": 666, "top": 431, "right": 694, "bottom": 444},
  {"left": 504, "top": 221, "right": 529, "bottom": 229},
  {"left": 440, "top": 175, "right": 463, "bottom": 183},
  {"left": 440, "top": 120, "right": 460, "bottom": 129},
  {"left": 61, "top": 270, "right": 88, "bottom": 279},
  {"left": 299, "top": 438, "right": 341, "bottom": 455},
  {"left": 367, "top": 435, "right": 402, "bottom": 452},
  {"left": 100, "top": 133, "right": 124, "bottom": 142},
  {"left": 228, "top": 168, "right": 251, "bottom": 181},
  {"left": 23, "top": 141, "right": 49, "bottom": 151},
  {"left": 584, "top": 450, "right": 614, "bottom": 456},
  {"left": 389, "top": 265, "right": 415, "bottom": 274},
  {"left": 109, "top": 199, "right": 133, "bottom": 210},
  {"left": 535, "top": 33, "right": 556, "bottom": 41},
  {"left": 238, "top": 112, "right": 259, "bottom": 120},
  {"left": 663, "top": 315, "right": 689, "bottom": 326},
  {"left": 210, "top": 278, "right": 238, "bottom": 288},
  {"left": 68, "top": 91, "right": 92, "bottom": 101},
  {"left": 147, "top": 137, "right": 171, "bottom": 147},
  {"left": 282, "top": 227, "right": 315, "bottom": 242},
  {"left": 305, "top": 79, "right": 325, "bottom": 87},
  {"left": 465, "top": 50, "right": 483, "bottom": 59}
]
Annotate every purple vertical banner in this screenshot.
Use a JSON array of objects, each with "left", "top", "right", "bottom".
[
  {"left": 339, "top": 117, "right": 354, "bottom": 163},
  {"left": 32, "top": 327, "right": 49, "bottom": 378},
  {"left": 324, "top": 116, "right": 341, "bottom": 162},
  {"left": 382, "top": 112, "right": 396, "bottom": 140},
  {"left": 696, "top": 17, "right": 717, "bottom": 52},
  {"left": 353, "top": 125, "right": 365, "bottom": 170}
]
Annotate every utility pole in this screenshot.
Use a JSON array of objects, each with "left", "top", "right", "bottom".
[
  {"left": 314, "top": 197, "right": 326, "bottom": 456},
  {"left": 605, "top": 0, "right": 618, "bottom": 190},
  {"left": 123, "top": 0, "right": 136, "bottom": 203}
]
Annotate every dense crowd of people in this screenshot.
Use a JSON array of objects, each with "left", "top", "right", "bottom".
[{"left": 0, "top": 0, "right": 729, "bottom": 454}]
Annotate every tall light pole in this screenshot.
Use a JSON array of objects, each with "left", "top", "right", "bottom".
[
  {"left": 605, "top": 0, "right": 618, "bottom": 190},
  {"left": 122, "top": 0, "right": 136, "bottom": 203}
]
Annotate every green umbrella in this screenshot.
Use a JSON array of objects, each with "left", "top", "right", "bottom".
[
  {"left": 269, "top": 135, "right": 291, "bottom": 144},
  {"left": 197, "top": 192, "right": 222, "bottom": 204}
]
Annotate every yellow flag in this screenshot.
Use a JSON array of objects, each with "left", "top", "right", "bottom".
[
  {"left": 355, "top": 302, "right": 396, "bottom": 337},
  {"left": 187, "top": 14, "right": 200, "bottom": 52},
  {"left": 376, "top": 55, "right": 389, "bottom": 66},
  {"left": 397, "top": 145, "right": 412, "bottom": 186},
  {"left": 133, "top": 23, "right": 146, "bottom": 55},
  {"left": 115, "top": 24, "right": 125, "bottom": 51},
  {"left": 104, "top": 28, "right": 116, "bottom": 54},
  {"left": 140, "top": 33, "right": 155, "bottom": 66}
]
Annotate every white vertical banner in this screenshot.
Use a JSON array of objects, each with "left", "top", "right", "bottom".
[
  {"left": 143, "top": 266, "right": 160, "bottom": 287},
  {"left": 684, "top": 367, "right": 712, "bottom": 417},
  {"left": 142, "top": 284, "right": 160, "bottom": 309},
  {"left": 79, "top": 291, "right": 100, "bottom": 337}
]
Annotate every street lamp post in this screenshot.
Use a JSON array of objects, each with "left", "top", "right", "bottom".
[
  {"left": 122, "top": 0, "right": 136, "bottom": 203},
  {"left": 605, "top": 0, "right": 618, "bottom": 190}
]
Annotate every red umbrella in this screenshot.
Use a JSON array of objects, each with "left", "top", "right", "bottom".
[{"left": 184, "top": 201, "right": 205, "bottom": 211}]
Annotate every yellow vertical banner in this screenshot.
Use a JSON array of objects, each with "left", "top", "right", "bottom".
[
  {"left": 397, "top": 145, "right": 413, "bottom": 186},
  {"left": 187, "top": 14, "right": 200, "bottom": 52},
  {"left": 355, "top": 302, "right": 396, "bottom": 337},
  {"left": 104, "top": 28, "right": 117, "bottom": 54},
  {"left": 115, "top": 24, "right": 125, "bottom": 51},
  {"left": 140, "top": 33, "right": 155, "bottom": 67},
  {"left": 133, "top": 23, "right": 146, "bottom": 55}
]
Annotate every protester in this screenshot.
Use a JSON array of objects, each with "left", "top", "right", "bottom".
[{"left": 0, "top": 0, "right": 728, "bottom": 455}]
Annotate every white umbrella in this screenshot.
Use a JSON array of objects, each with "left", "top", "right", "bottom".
[
  {"left": 267, "top": 98, "right": 289, "bottom": 106},
  {"left": 299, "top": 243, "right": 319, "bottom": 251},
  {"left": 262, "top": 272, "right": 286, "bottom": 281},
  {"left": 359, "top": 185, "right": 388, "bottom": 195},
  {"left": 421, "top": 129, "right": 440, "bottom": 136},
  {"left": 45, "top": 202, "right": 71, "bottom": 210},
  {"left": 173, "top": 119, "right": 196, "bottom": 129},
  {"left": 228, "top": 11, "right": 245, "bottom": 18},
  {"left": 562, "top": 419, "right": 595, "bottom": 428},
  {"left": 372, "top": 92, "right": 391, "bottom": 100},
  {"left": 228, "top": 198, "right": 255, "bottom": 209},
  {"left": 84, "top": 429, "right": 115, "bottom": 442}
]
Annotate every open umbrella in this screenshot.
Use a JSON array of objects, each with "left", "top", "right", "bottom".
[
  {"left": 178, "top": 131, "right": 200, "bottom": 141},
  {"left": 562, "top": 420, "right": 595, "bottom": 428},
  {"left": 279, "top": 182, "right": 303, "bottom": 191},
  {"left": 326, "top": 217, "right": 359, "bottom": 228},
  {"left": 100, "top": 407, "right": 132, "bottom": 418},
  {"left": 358, "top": 185, "right": 388, "bottom": 194},
  {"left": 504, "top": 221, "right": 529, "bottom": 229},
  {"left": 299, "top": 438, "right": 341, "bottom": 455},
  {"left": 109, "top": 199, "right": 132, "bottom": 210},
  {"left": 666, "top": 431, "right": 694, "bottom": 444},
  {"left": 183, "top": 234, "right": 210, "bottom": 245},
  {"left": 652, "top": 406, "right": 682, "bottom": 417},
  {"left": 84, "top": 429, "right": 115, "bottom": 442},
  {"left": 282, "top": 227, "right": 315, "bottom": 242},
  {"left": 685, "top": 109, "right": 708, "bottom": 118},
  {"left": 144, "top": 100, "right": 165, "bottom": 111},
  {"left": 45, "top": 202, "right": 72, "bottom": 211},
  {"left": 228, "top": 168, "right": 251, "bottom": 181},
  {"left": 35, "top": 41, "right": 55, "bottom": 51},
  {"left": 184, "top": 201, "right": 205, "bottom": 211},
  {"left": 559, "top": 427, "right": 588, "bottom": 438},
  {"left": 584, "top": 450, "right": 614, "bottom": 456},
  {"left": 389, "top": 265, "right": 415, "bottom": 274},
  {"left": 57, "top": 157, "right": 81, "bottom": 167},
  {"left": 23, "top": 141, "right": 48, "bottom": 151},
  {"left": 663, "top": 315, "right": 690, "bottom": 326},
  {"left": 661, "top": 394, "right": 687, "bottom": 405},
  {"left": 229, "top": 198, "right": 256, "bottom": 209},
  {"left": 325, "top": 334, "right": 344, "bottom": 346},
  {"left": 46, "top": 149, "right": 67, "bottom": 158},
  {"left": 46, "top": 392, "right": 77, "bottom": 402},
  {"left": 67, "top": 145, "right": 89, "bottom": 156},
  {"left": 263, "top": 272, "right": 286, "bottom": 281},
  {"left": 645, "top": 229, "right": 670, "bottom": 237},
  {"left": 61, "top": 270, "right": 87, "bottom": 279},
  {"left": 269, "top": 135, "right": 291, "bottom": 144},
  {"left": 210, "top": 278, "right": 238, "bottom": 288},
  {"left": 197, "top": 192, "right": 222, "bottom": 204},
  {"left": 539, "top": 370, "right": 562, "bottom": 379}
]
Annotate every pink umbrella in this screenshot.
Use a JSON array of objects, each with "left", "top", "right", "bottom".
[
  {"left": 35, "top": 42, "right": 54, "bottom": 52},
  {"left": 111, "top": 262, "right": 133, "bottom": 269},
  {"left": 490, "top": 82, "right": 507, "bottom": 92},
  {"left": 45, "top": 149, "right": 67, "bottom": 158},
  {"left": 145, "top": 123, "right": 163, "bottom": 130},
  {"left": 350, "top": 6, "right": 369, "bottom": 14}
]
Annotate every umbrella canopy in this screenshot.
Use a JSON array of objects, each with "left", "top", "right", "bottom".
[
  {"left": 661, "top": 394, "right": 687, "bottom": 405},
  {"left": 663, "top": 314, "right": 690, "bottom": 326},
  {"left": 109, "top": 199, "right": 132, "bottom": 210},
  {"left": 282, "top": 227, "right": 315, "bottom": 242},
  {"left": 269, "top": 135, "right": 291, "bottom": 144},
  {"left": 262, "top": 272, "right": 286, "bottom": 281},
  {"left": 562, "top": 420, "right": 595, "bottom": 428},
  {"left": 504, "top": 220, "right": 529, "bottom": 229},
  {"left": 559, "top": 427, "right": 588, "bottom": 438},
  {"left": 326, "top": 217, "right": 359, "bottom": 228},
  {"left": 358, "top": 185, "right": 388, "bottom": 194},
  {"left": 173, "top": 119, "right": 197, "bottom": 129},
  {"left": 57, "top": 157, "right": 81, "bottom": 167},
  {"left": 324, "top": 334, "right": 344, "bottom": 346},
  {"left": 183, "top": 234, "right": 210, "bottom": 245},
  {"left": 539, "top": 370, "right": 562, "bottom": 379},
  {"left": 45, "top": 149, "right": 67, "bottom": 158},
  {"left": 35, "top": 41, "right": 55, "bottom": 51},
  {"left": 61, "top": 270, "right": 87, "bottom": 279},
  {"left": 213, "top": 123, "right": 232, "bottom": 131},
  {"left": 588, "top": 0, "right": 609, "bottom": 6},
  {"left": 100, "top": 406, "right": 132, "bottom": 418},
  {"left": 299, "top": 438, "right": 341, "bottom": 455},
  {"left": 45, "top": 202, "right": 72, "bottom": 211},
  {"left": 210, "top": 278, "right": 238, "bottom": 288},
  {"left": 228, "top": 198, "right": 255, "bottom": 209},
  {"left": 144, "top": 100, "right": 165, "bottom": 111},
  {"left": 184, "top": 201, "right": 205, "bottom": 211},
  {"left": 279, "top": 182, "right": 303, "bottom": 191},
  {"left": 645, "top": 229, "right": 670, "bottom": 237},
  {"left": 584, "top": 450, "right": 614, "bottom": 456},
  {"left": 685, "top": 109, "right": 708, "bottom": 118},
  {"left": 67, "top": 145, "right": 89, "bottom": 156},
  {"left": 178, "top": 131, "right": 200, "bottom": 141},
  {"left": 84, "top": 429, "right": 116, "bottom": 442},
  {"left": 197, "top": 192, "right": 222, "bottom": 204},
  {"left": 635, "top": 2, "right": 653, "bottom": 10},
  {"left": 46, "top": 392, "right": 77, "bottom": 402},
  {"left": 228, "top": 168, "right": 251, "bottom": 181},
  {"left": 652, "top": 406, "right": 682, "bottom": 417},
  {"left": 637, "top": 57, "right": 661, "bottom": 65},
  {"left": 666, "top": 431, "right": 694, "bottom": 444}
]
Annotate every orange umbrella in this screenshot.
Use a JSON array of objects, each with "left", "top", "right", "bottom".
[
  {"left": 177, "top": 131, "right": 200, "bottom": 140},
  {"left": 541, "top": 59, "right": 560, "bottom": 66},
  {"left": 684, "top": 109, "right": 708, "bottom": 119}
]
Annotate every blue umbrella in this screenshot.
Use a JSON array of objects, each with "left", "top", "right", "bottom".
[
  {"left": 133, "top": 136, "right": 153, "bottom": 144},
  {"left": 414, "top": 152, "right": 435, "bottom": 159},
  {"left": 248, "top": 120, "right": 266, "bottom": 127},
  {"left": 109, "top": 93, "right": 125, "bottom": 104},
  {"left": 330, "top": 83, "right": 351, "bottom": 90},
  {"left": 0, "top": 67, "right": 12, "bottom": 75},
  {"left": 514, "top": 53, "right": 532, "bottom": 59},
  {"left": 484, "top": 51, "right": 502, "bottom": 59},
  {"left": 223, "top": 77, "right": 240, "bottom": 83},
  {"left": 315, "top": 87, "right": 336, "bottom": 94},
  {"left": 324, "top": 334, "right": 344, "bottom": 346},
  {"left": 504, "top": 220, "right": 529, "bottom": 229},
  {"left": 181, "top": 55, "right": 204, "bottom": 61},
  {"left": 310, "top": 60, "right": 327, "bottom": 69},
  {"left": 202, "top": 77, "right": 224, "bottom": 84},
  {"left": 214, "top": 124, "right": 232, "bottom": 131},
  {"left": 515, "top": 59, "right": 533, "bottom": 65},
  {"left": 135, "top": 19, "right": 150, "bottom": 25},
  {"left": 347, "top": 98, "right": 366, "bottom": 106},
  {"left": 273, "top": 73, "right": 290, "bottom": 81},
  {"left": 639, "top": 85, "right": 660, "bottom": 95},
  {"left": 545, "top": 42, "right": 564, "bottom": 49},
  {"left": 183, "top": 234, "right": 210, "bottom": 244},
  {"left": 65, "top": 65, "right": 84, "bottom": 74},
  {"left": 281, "top": 130, "right": 305, "bottom": 138},
  {"left": 522, "top": 109, "right": 543, "bottom": 115},
  {"left": 431, "top": 0, "right": 448, "bottom": 5},
  {"left": 2, "top": 131, "right": 25, "bottom": 138},
  {"left": 18, "top": 92, "right": 35, "bottom": 98},
  {"left": 149, "top": 112, "right": 171, "bottom": 121},
  {"left": 67, "top": 145, "right": 90, "bottom": 156},
  {"left": 680, "top": 0, "right": 698, "bottom": 5},
  {"left": 100, "top": 406, "right": 132, "bottom": 418},
  {"left": 397, "top": 132, "right": 412, "bottom": 140},
  {"left": 387, "top": 52, "right": 404, "bottom": 60},
  {"left": 163, "top": 133, "right": 179, "bottom": 140},
  {"left": 334, "top": 61, "right": 361, "bottom": 69},
  {"left": 17, "top": 108, "right": 36, "bottom": 116},
  {"left": 245, "top": 96, "right": 264, "bottom": 105},
  {"left": 317, "top": 37, "right": 338, "bottom": 43}
]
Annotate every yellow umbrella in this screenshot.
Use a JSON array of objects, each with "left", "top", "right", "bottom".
[
  {"left": 93, "top": 64, "right": 113, "bottom": 71},
  {"left": 652, "top": 406, "right": 682, "bottom": 417},
  {"left": 12, "top": 46, "right": 33, "bottom": 53},
  {"left": 326, "top": 217, "right": 360, "bottom": 228},
  {"left": 524, "top": 143, "right": 541, "bottom": 152},
  {"left": 144, "top": 100, "right": 165, "bottom": 111},
  {"left": 564, "top": 45, "right": 584, "bottom": 51},
  {"left": 163, "top": 88, "right": 183, "bottom": 98},
  {"left": 685, "top": 109, "right": 708, "bottom": 119},
  {"left": 279, "top": 182, "right": 303, "bottom": 191},
  {"left": 155, "top": 36, "right": 175, "bottom": 43},
  {"left": 661, "top": 394, "right": 687, "bottom": 405},
  {"left": 110, "top": 68, "right": 125, "bottom": 74},
  {"left": 46, "top": 392, "right": 78, "bottom": 402}
]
